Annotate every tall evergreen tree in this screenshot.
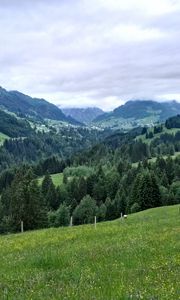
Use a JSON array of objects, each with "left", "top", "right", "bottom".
[
  {"left": 114, "top": 187, "right": 126, "bottom": 216},
  {"left": 27, "top": 179, "right": 47, "bottom": 229},
  {"left": 46, "top": 181, "right": 58, "bottom": 210},
  {"left": 41, "top": 174, "right": 52, "bottom": 197}
]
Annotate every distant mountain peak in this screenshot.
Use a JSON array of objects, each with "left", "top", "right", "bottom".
[{"left": 62, "top": 107, "right": 104, "bottom": 124}]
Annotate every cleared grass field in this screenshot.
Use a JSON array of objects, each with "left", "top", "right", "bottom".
[
  {"left": 0, "top": 205, "right": 179, "bottom": 299},
  {"left": 38, "top": 172, "right": 63, "bottom": 187}
]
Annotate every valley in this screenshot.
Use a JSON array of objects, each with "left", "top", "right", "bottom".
[
  {"left": 0, "top": 89, "right": 179, "bottom": 300},
  {"left": 1, "top": 1, "right": 180, "bottom": 299}
]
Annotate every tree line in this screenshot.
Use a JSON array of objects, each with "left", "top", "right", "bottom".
[{"left": 0, "top": 154, "right": 179, "bottom": 234}]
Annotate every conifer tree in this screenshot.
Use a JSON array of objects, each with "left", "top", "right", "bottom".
[
  {"left": 114, "top": 188, "right": 126, "bottom": 216},
  {"left": 27, "top": 179, "right": 47, "bottom": 229},
  {"left": 46, "top": 181, "right": 58, "bottom": 210},
  {"left": 41, "top": 174, "right": 52, "bottom": 197}
]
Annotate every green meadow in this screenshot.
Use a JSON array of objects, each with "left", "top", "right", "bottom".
[
  {"left": 0, "top": 205, "right": 179, "bottom": 299},
  {"left": 38, "top": 172, "right": 63, "bottom": 187}
]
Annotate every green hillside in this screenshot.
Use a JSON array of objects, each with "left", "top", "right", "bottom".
[
  {"left": 94, "top": 100, "right": 180, "bottom": 129},
  {"left": 0, "top": 205, "right": 179, "bottom": 300},
  {"left": 0, "top": 86, "right": 79, "bottom": 124},
  {"left": 0, "top": 109, "right": 33, "bottom": 138}
]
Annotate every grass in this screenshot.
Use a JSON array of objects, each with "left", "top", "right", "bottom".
[
  {"left": 0, "top": 205, "right": 179, "bottom": 299},
  {"left": 38, "top": 172, "right": 63, "bottom": 187},
  {"left": 0, "top": 132, "right": 9, "bottom": 145}
]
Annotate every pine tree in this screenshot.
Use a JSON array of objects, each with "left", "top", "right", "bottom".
[
  {"left": 129, "top": 173, "right": 142, "bottom": 212},
  {"left": 73, "top": 195, "right": 97, "bottom": 225},
  {"left": 46, "top": 181, "right": 58, "bottom": 210},
  {"left": 54, "top": 204, "right": 70, "bottom": 227},
  {"left": 150, "top": 173, "right": 161, "bottom": 208},
  {"left": 27, "top": 179, "right": 47, "bottom": 229},
  {"left": 86, "top": 174, "right": 97, "bottom": 196},
  {"left": 131, "top": 171, "right": 161, "bottom": 211},
  {"left": 41, "top": 174, "right": 52, "bottom": 197},
  {"left": 77, "top": 176, "right": 87, "bottom": 202},
  {"left": 114, "top": 188, "right": 126, "bottom": 216},
  {"left": 105, "top": 197, "right": 115, "bottom": 220},
  {"left": 98, "top": 203, "right": 107, "bottom": 221}
]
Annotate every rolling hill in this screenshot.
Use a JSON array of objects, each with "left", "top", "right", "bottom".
[
  {"left": 0, "top": 86, "right": 79, "bottom": 124},
  {"left": 94, "top": 100, "right": 180, "bottom": 129},
  {"left": 0, "top": 205, "right": 179, "bottom": 299},
  {"left": 62, "top": 107, "right": 104, "bottom": 124}
]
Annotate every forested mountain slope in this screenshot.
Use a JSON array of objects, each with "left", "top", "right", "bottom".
[
  {"left": 0, "top": 109, "right": 33, "bottom": 137},
  {"left": 94, "top": 100, "right": 180, "bottom": 129},
  {"left": 0, "top": 86, "right": 79, "bottom": 124}
]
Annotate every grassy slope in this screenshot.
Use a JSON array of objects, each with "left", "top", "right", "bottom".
[
  {"left": 0, "top": 205, "right": 179, "bottom": 299},
  {"left": 38, "top": 172, "right": 63, "bottom": 187}
]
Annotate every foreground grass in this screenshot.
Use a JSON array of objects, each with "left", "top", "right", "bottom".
[
  {"left": 0, "top": 205, "right": 179, "bottom": 299},
  {"left": 38, "top": 172, "right": 63, "bottom": 187}
]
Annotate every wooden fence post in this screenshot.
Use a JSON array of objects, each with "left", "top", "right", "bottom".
[
  {"left": 21, "top": 220, "right": 24, "bottom": 233},
  {"left": 70, "top": 216, "right": 73, "bottom": 227}
]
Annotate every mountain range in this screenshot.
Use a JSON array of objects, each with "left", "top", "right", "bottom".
[
  {"left": 62, "top": 107, "right": 104, "bottom": 124},
  {"left": 94, "top": 100, "right": 180, "bottom": 129},
  {"left": 0, "top": 86, "right": 180, "bottom": 130},
  {"left": 0, "top": 87, "right": 80, "bottom": 125}
]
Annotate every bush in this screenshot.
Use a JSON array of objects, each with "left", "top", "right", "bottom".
[
  {"left": 48, "top": 204, "right": 70, "bottom": 227},
  {"left": 73, "top": 195, "right": 97, "bottom": 225},
  {"left": 130, "top": 203, "right": 140, "bottom": 213},
  {"left": 55, "top": 205, "right": 70, "bottom": 227},
  {"left": 98, "top": 203, "right": 107, "bottom": 221},
  {"left": 47, "top": 211, "right": 57, "bottom": 227}
]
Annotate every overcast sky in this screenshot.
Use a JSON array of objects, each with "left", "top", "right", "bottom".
[{"left": 0, "top": 0, "right": 180, "bottom": 110}]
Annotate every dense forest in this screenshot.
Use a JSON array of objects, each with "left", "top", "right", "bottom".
[
  {"left": 0, "top": 115, "right": 179, "bottom": 234},
  {"left": 0, "top": 109, "right": 33, "bottom": 137},
  {"left": 0, "top": 126, "right": 110, "bottom": 173}
]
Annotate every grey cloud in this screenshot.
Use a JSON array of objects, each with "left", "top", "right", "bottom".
[{"left": 0, "top": 0, "right": 180, "bottom": 109}]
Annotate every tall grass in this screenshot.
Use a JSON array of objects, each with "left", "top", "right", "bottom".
[{"left": 0, "top": 205, "right": 179, "bottom": 299}]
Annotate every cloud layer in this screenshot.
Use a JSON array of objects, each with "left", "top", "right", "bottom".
[{"left": 0, "top": 0, "right": 180, "bottom": 110}]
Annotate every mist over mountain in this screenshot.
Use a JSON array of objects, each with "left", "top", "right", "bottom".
[
  {"left": 62, "top": 107, "right": 104, "bottom": 124},
  {"left": 94, "top": 100, "right": 180, "bottom": 129},
  {"left": 0, "top": 85, "right": 180, "bottom": 130}
]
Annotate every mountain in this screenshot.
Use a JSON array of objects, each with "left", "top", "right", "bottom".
[
  {"left": 94, "top": 100, "right": 180, "bottom": 129},
  {"left": 0, "top": 109, "right": 33, "bottom": 137},
  {"left": 62, "top": 107, "right": 104, "bottom": 124},
  {"left": 0, "top": 87, "right": 80, "bottom": 125}
]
